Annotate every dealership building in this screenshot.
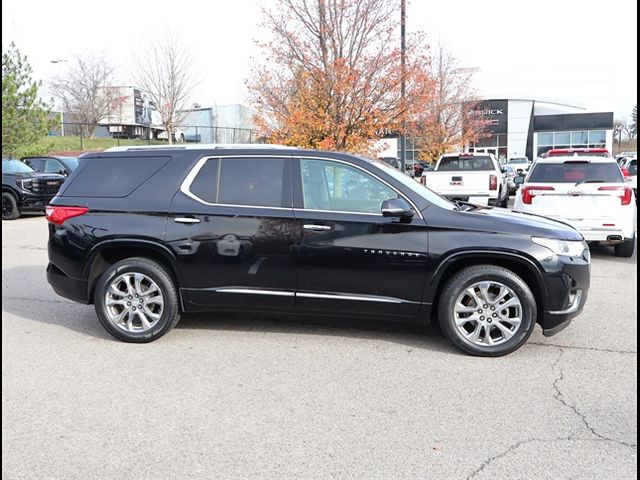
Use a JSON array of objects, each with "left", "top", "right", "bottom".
[
  {"left": 378, "top": 97, "right": 614, "bottom": 162},
  {"left": 467, "top": 98, "right": 614, "bottom": 161}
]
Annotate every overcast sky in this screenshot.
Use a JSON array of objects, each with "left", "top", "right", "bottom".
[{"left": 2, "top": 0, "right": 637, "bottom": 119}]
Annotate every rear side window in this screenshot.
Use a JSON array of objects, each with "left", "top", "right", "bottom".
[
  {"left": 63, "top": 156, "right": 171, "bottom": 197},
  {"left": 528, "top": 162, "right": 624, "bottom": 183},
  {"left": 438, "top": 156, "right": 494, "bottom": 171},
  {"left": 188, "top": 157, "right": 287, "bottom": 208}
]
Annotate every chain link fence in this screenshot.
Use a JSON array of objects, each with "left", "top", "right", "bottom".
[{"left": 46, "top": 122, "right": 264, "bottom": 152}]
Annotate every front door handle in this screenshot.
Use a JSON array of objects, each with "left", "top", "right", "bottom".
[
  {"left": 303, "top": 224, "right": 332, "bottom": 232},
  {"left": 174, "top": 217, "right": 201, "bottom": 224}
]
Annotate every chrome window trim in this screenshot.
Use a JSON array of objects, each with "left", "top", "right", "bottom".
[
  {"left": 212, "top": 287, "right": 295, "bottom": 297},
  {"left": 180, "top": 154, "right": 423, "bottom": 219},
  {"left": 180, "top": 155, "right": 293, "bottom": 210}
]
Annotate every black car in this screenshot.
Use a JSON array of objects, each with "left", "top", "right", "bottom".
[
  {"left": 46, "top": 146, "right": 590, "bottom": 356},
  {"left": 22, "top": 156, "right": 80, "bottom": 177},
  {"left": 2, "top": 159, "right": 66, "bottom": 220}
]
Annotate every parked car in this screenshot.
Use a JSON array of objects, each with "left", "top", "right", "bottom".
[
  {"left": 22, "top": 156, "right": 80, "bottom": 177},
  {"left": 421, "top": 152, "right": 509, "bottom": 207},
  {"left": 540, "top": 148, "right": 611, "bottom": 158},
  {"left": 620, "top": 156, "right": 637, "bottom": 200},
  {"left": 513, "top": 156, "right": 635, "bottom": 257},
  {"left": 507, "top": 156, "right": 532, "bottom": 175},
  {"left": 2, "top": 159, "right": 66, "bottom": 220},
  {"left": 378, "top": 156, "right": 401, "bottom": 170},
  {"left": 46, "top": 145, "right": 590, "bottom": 356},
  {"left": 501, "top": 164, "right": 518, "bottom": 194}
]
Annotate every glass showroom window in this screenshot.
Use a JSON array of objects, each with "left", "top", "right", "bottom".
[
  {"left": 571, "top": 131, "right": 588, "bottom": 147},
  {"left": 588, "top": 130, "right": 606, "bottom": 147}
]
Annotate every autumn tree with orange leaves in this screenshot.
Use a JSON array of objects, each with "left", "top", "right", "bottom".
[
  {"left": 414, "top": 44, "right": 490, "bottom": 161},
  {"left": 248, "top": 0, "right": 435, "bottom": 154}
]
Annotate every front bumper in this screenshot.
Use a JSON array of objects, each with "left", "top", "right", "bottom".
[
  {"left": 18, "top": 192, "right": 57, "bottom": 212},
  {"left": 539, "top": 253, "right": 591, "bottom": 336}
]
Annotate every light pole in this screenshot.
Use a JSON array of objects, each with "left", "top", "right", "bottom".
[
  {"left": 50, "top": 59, "right": 67, "bottom": 137},
  {"left": 400, "top": 0, "right": 407, "bottom": 173}
]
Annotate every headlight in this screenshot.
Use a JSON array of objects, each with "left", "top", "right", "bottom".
[
  {"left": 532, "top": 237, "right": 587, "bottom": 258},
  {"left": 17, "top": 179, "right": 33, "bottom": 190}
]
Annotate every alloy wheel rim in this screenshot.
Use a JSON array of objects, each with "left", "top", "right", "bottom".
[
  {"left": 104, "top": 272, "right": 164, "bottom": 333},
  {"left": 453, "top": 281, "right": 523, "bottom": 347},
  {"left": 2, "top": 196, "right": 11, "bottom": 217}
]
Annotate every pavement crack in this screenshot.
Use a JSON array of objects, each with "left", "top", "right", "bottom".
[
  {"left": 466, "top": 439, "right": 536, "bottom": 479},
  {"left": 552, "top": 347, "right": 637, "bottom": 449},
  {"left": 531, "top": 341, "right": 636, "bottom": 355}
]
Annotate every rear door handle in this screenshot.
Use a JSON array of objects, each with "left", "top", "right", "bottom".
[
  {"left": 303, "top": 224, "right": 332, "bottom": 232},
  {"left": 174, "top": 217, "right": 201, "bottom": 224}
]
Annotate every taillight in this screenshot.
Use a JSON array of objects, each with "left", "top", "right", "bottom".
[
  {"left": 522, "top": 186, "right": 555, "bottom": 204},
  {"left": 45, "top": 205, "right": 89, "bottom": 225},
  {"left": 621, "top": 167, "right": 630, "bottom": 178},
  {"left": 489, "top": 174, "right": 498, "bottom": 190},
  {"left": 420, "top": 175, "right": 427, "bottom": 185},
  {"left": 598, "top": 186, "right": 633, "bottom": 205}
]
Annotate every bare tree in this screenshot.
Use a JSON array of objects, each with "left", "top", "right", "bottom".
[
  {"left": 50, "top": 54, "right": 115, "bottom": 137},
  {"left": 415, "top": 44, "right": 489, "bottom": 161},
  {"left": 133, "top": 35, "right": 199, "bottom": 144},
  {"left": 614, "top": 119, "right": 627, "bottom": 147}
]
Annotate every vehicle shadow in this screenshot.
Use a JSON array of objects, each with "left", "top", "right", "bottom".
[
  {"left": 1, "top": 265, "right": 456, "bottom": 355},
  {"left": 588, "top": 238, "right": 637, "bottom": 264}
]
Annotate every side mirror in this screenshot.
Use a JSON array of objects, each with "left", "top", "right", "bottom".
[
  {"left": 381, "top": 197, "right": 414, "bottom": 221},
  {"left": 58, "top": 169, "right": 68, "bottom": 176},
  {"left": 514, "top": 175, "right": 526, "bottom": 185},
  {"left": 500, "top": 166, "right": 507, "bottom": 174}
]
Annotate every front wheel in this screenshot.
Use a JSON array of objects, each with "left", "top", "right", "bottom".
[
  {"left": 2, "top": 192, "right": 20, "bottom": 220},
  {"left": 94, "top": 257, "right": 181, "bottom": 342},
  {"left": 438, "top": 265, "right": 537, "bottom": 356}
]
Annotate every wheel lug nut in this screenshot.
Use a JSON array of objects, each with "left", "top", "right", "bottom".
[
  {"left": 128, "top": 296, "right": 132, "bottom": 299},
  {"left": 478, "top": 309, "right": 483, "bottom": 313},
  {"left": 480, "top": 316, "right": 484, "bottom": 321},
  {"left": 490, "top": 306, "right": 495, "bottom": 311},
  {"left": 487, "top": 319, "right": 492, "bottom": 323},
  {"left": 483, "top": 304, "right": 488, "bottom": 308},
  {"left": 132, "top": 307, "right": 136, "bottom": 311},
  {"left": 492, "top": 313, "right": 497, "bottom": 317}
]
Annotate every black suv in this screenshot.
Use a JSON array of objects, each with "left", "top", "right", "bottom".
[
  {"left": 2, "top": 159, "right": 66, "bottom": 220},
  {"left": 46, "top": 146, "right": 591, "bottom": 356},
  {"left": 22, "top": 156, "right": 80, "bottom": 177}
]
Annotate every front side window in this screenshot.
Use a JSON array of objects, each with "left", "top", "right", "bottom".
[
  {"left": 44, "top": 160, "right": 64, "bottom": 173},
  {"left": 300, "top": 159, "right": 397, "bottom": 213},
  {"left": 189, "top": 157, "right": 287, "bottom": 207}
]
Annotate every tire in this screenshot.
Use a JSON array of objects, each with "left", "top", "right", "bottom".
[
  {"left": 499, "top": 191, "right": 509, "bottom": 208},
  {"left": 437, "top": 265, "right": 537, "bottom": 356},
  {"left": 2, "top": 192, "right": 20, "bottom": 220},
  {"left": 614, "top": 236, "right": 635, "bottom": 258},
  {"left": 94, "top": 257, "right": 181, "bottom": 342}
]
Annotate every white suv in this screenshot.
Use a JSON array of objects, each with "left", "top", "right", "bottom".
[{"left": 514, "top": 156, "right": 636, "bottom": 257}]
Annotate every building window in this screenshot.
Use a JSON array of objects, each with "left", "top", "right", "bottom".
[{"left": 536, "top": 130, "right": 609, "bottom": 158}]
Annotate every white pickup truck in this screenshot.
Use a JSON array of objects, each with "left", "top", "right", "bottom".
[{"left": 421, "top": 153, "right": 509, "bottom": 207}]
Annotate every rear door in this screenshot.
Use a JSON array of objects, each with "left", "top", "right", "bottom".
[{"left": 166, "top": 155, "right": 298, "bottom": 310}]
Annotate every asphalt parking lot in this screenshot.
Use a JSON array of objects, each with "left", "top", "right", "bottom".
[{"left": 2, "top": 213, "right": 637, "bottom": 480}]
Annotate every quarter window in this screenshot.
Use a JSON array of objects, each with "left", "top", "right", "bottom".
[{"left": 300, "top": 159, "right": 397, "bottom": 213}]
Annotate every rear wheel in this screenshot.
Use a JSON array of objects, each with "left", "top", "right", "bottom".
[
  {"left": 438, "top": 265, "right": 537, "bottom": 356},
  {"left": 614, "top": 236, "right": 635, "bottom": 258},
  {"left": 499, "top": 191, "right": 509, "bottom": 208},
  {"left": 2, "top": 192, "right": 20, "bottom": 220},
  {"left": 94, "top": 257, "right": 181, "bottom": 342}
]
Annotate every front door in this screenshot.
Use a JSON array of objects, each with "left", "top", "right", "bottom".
[
  {"left": 166, "top": 155, "right": 297, "bottom": 310},
  {"left": 293, "top": 158, "right": 429, "bottom": 317}
]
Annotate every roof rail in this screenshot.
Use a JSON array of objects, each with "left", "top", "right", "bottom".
[{"left": 103, "top": 143, "right": 297, "bottom": 152}]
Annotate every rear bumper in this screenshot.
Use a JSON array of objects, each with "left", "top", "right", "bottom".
[{"left": 46, "top": 263, "right": 89, "bottom": 304}]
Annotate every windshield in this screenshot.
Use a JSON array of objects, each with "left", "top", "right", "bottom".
[
  {"left": 437, "top": 155, "right": 494, "bottom": 171},
  {"left": 528, "top": 162, "right": 624, "bottom": 183},
  {"left": 59, "top": 157, "right": 80, "bottom": 170},
  {"left": 361, "top": 157, "right": 456, "bottom": 210},
  {"left": 2, "top": 159, "right": 35, "bottom": 174}
]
